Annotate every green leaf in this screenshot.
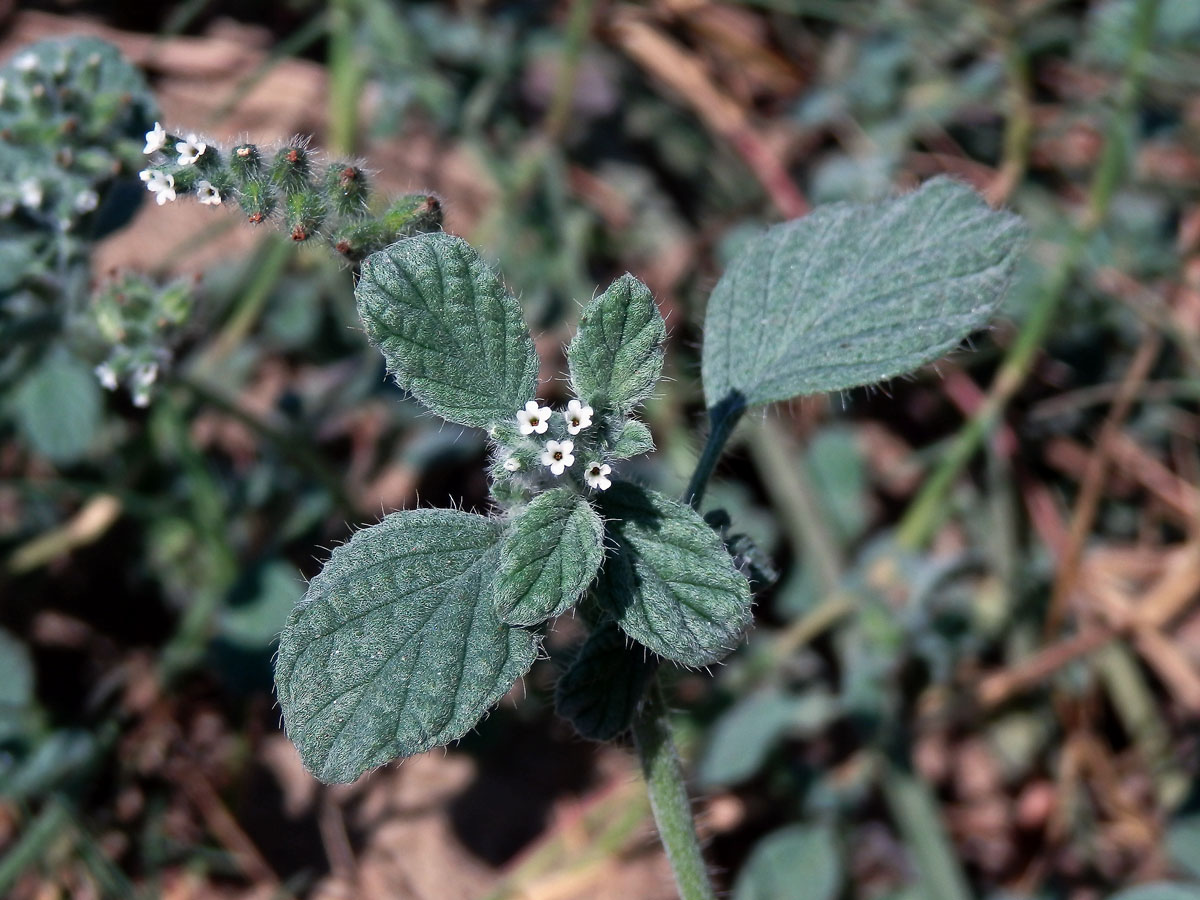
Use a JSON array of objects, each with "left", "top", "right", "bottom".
[
  {"left": 733, "top": 824, "right": 842, "bottom": 900},
  {"left": 14, "top": 350, "right": 101, "bottom": 464},
  {"left": 555, "top": 620, "right": 657, "bottom": 741},
  {"left": 275, "top": 509, "right": 538, "bottom": 784},
  {"left": 1108, "top": 887, "right": 1200, "bottom": 900},
  {"left": 609, "top": 419, "right": 655, "bottom": 459},
  {"left": 0, "top": 629, "right": 35, "bottom": 743},
  {"left": 219, "top": 561, "right": 300, "bottom": 649},
  {"left": 356, "top": 233, "right": 539, "bottom": 428},
  {"left": 596, "top": 483, "right": 752, "bottom": 666},
  {"left": 698, "top": 687, "right": 835, "bottom": 788},
  {"left": 495, "top": 488, "right": 605, "bottom": 626},
  {"left": 1168, "top": 815, "right": 1200, "bottom": 880},
  {"left": 568, "top": 273, "right": 666, "bottom": 416},
  {"left": 701, "top": 177, "right": 1025, "bottom": 411}
]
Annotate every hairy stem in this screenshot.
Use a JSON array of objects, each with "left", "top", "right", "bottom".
[
  {"left": 894, "top": 0, "right": 1160, "bottom": 551},
  {"left": 631, "top": 681, "right": 717, "bottom": 900},
  {"left": 633, "top": 400, "right": 747, "bottom": 899}
]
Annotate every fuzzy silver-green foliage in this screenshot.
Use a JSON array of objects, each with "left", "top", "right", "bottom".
[
  {"left": 555, "top": 620, "right": 658, "bottom": 741},
  {"left": 597, "top": 483, "right": 752, "bottom": 667},
  {"left": 275, "top": 509, "right": 539, "bottom": 784},
  {"left": 494, "top": 488, "right": 605, "bottom": 627},
  {"left": 567, "top": 273, "right": 666, "bottom": 416},
  {"left": 609, "top": 419, "right": 655, "bottom": 459},
  {"left": 357, "top": 233, "right": 539, "bottom": 428},
  {"left": 701, "top": 177, "right": 1026, "bottom": 411}
]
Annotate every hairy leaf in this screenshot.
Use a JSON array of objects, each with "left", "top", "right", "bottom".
[
  {"left": 733, "top": 824, "right": 843, "bottom": 900},
  {"left": 568, "top": 273, "right": 666, "bottom": 415},
  {"left": 275, "top": 509, "right": 538, "bottom": 783},
  {"left": 495, "top": 488, "right": 605, "bottom": 626},
  {"left": 555, "top": 620, "right": 657, "bottom": 741},
  {"left": 702, "top": 177, "right": 1025, "bottom": 411},
  {"left": 357, "top": 233, "right": 539, "bottom": 427},
  {"left": 597, "top": 483, "right": 752, "bottom": 666},
  {"left": 609, "top": 419, "right": 655, "bottom": 459}
]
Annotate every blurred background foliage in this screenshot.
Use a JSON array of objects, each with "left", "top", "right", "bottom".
[{"left": 2, "top": 0, "right": 1200, "bottom": 898}]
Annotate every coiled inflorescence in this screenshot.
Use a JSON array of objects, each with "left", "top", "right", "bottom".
[{"left": 138, "top": 128, "right": 443, "bottom": 262}]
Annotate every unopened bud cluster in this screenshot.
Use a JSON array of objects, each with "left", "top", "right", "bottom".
[
  {"left": 0, "top": 38, "right": 155, "bottom": 236},
  {"left": 91, "top": 272, "right": 194, "bottom": 407},
  {"left": 138, "top": 128, "right": 443, "bottom": 261}
]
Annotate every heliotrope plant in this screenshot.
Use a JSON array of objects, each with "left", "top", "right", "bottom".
[{"left": 256, "top": 175, "right": 1023, "bottom": 898}]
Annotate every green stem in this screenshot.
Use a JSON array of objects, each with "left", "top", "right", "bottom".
[
  {"left": 631, "top": 400, "right": 747, "bottom": 899},
  {"left": 630, "top": 682, "right": 717, "bottom": 900},
  {"left": 894, "top": 0, "right": 1160, "bottom": 551},
  {"left": 684, "top": 398, "right": 745, "bottom": 510},
  {"left": 328, "top": 0, "right": 363, "bottom": 155}
]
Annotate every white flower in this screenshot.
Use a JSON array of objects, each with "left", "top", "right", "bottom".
[
  {"left": 133, "top": 362, "right": 158, "bottom": 388},
  {"left": 175, "top": 134, "right": 206, "bottom": 166},
  {"left": 196, "top": 180, "right": 221, "bottom": 206},
  {"left": 564, "top": 398, "right": 593, "bottom": 435},
  {"left": 19, "top": 178, "right": 42, "bottom": 209},
  {"left": 541, "top": 439, "right": 575, "bottom": 476},
  {"left": 74, "top": 189, "right": 98, "bottom": 213},
  {"left": 132, "top": 389, "right": 151, "bottom": 408},
  {"left": 517, "top": 400, "right": 552, "bottom": 435},
  {"left": 584, "top": 461, "right": 612, "bottom": 491},
  {"left": 141, "top": 169, "right": 176, "bottom": 205},
  {"left": 0, "top": 77, "right": 7, "bottom": 103},
  {"left": 94, "top": 363, "right": 118, "bottom": 391},
  {"left": 143, "top": 121, "right": 167, "bottom": 155},
  {"left": 503, "top": 457, "right": 521, "bottom": 472},
  {"left": 14, "top": 53, "right": 38, "bottom": 73}
]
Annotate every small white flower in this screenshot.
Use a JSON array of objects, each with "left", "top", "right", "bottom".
[
  {"left": 541, "top": 439, "right": 575, "bottom": 476},
  {"left": 517, "top": 400, "right": 552, "bottom": 435},
  {"left": 175, "top": 134, "right": 206, "bottom": 166},
  {"left": 19, "top": 178, "right": 42, "bottom": 209},
  {"left": 74, "top": 189, "right": 98, "bottom": 213},
  {"left": 132, "top": 389, "right": 151, "bottom": 408},
  {"left": 584, "top": 461, "right": 612, "bottom": 491},
  {"left": 133, "top": 362, "right": 158, "bottom": 388},
  {"left": 196, "top": 180, "right": 221, "bottom": 206},
  {"left": 143, "top": 121, "right": 167, "bottom": 154},
  {"left": 564, "top": 398, "right": 593, "bottom": 435},
  {"left": 503, "top": 457, "right": 521, "bottom": 472},
  {"left": 94, "top": 363, "right": 118, "bottom": 391},
  {"left": 0, "top": 77, "right": 7, "bottom": 103},
  {"left": 14, "top": 53, "right": 38, "bottom": 73},
  {"left": 52, "top": 56, "right": 69, "bottom": 77},
  {"left": 141, "top": 169, "right": 176, "bottom": 205}
]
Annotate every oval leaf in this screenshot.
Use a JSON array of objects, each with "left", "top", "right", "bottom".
[
  {"left": 597, "top": 483, "right": 752, "bottom": 666},
  {"left": 609, "top": 419, "right": 655, "bottom": 459},
  {"left": 275, "top": 509, "right": 538, "bottom": 784},
  {"left": 555, "top": 619, "right": 658, "bottom": 741},
  {"left": 733, "top": 824, "right": 843, "bottom": 900},
  {"left": 702, "top": 177, "right": 1026, "bottom": 411},
  {"left": 15, "top": 350, "right": 101, "bottom": 464},
  {"left": 495, "top": 488, "right": 605, "bottom": 626},
  {"left": 357, "top": 233, "right": 539, "bottom": 427},
  {"left": 568, "top": 273, "right": 666, "bottom": 415}
]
